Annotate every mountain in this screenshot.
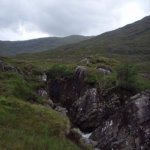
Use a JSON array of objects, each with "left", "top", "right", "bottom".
[
  {"left": 33, "top": 16, "right": 150, "bottom": 63},
  {"left": 55, "top": 16, "right": 150, "bottom": 54},
  {"left": 0, "top": 35, "right": 93, "bottom": 55}
]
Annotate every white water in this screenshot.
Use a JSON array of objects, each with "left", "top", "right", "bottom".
[{"left": 81, "top": 132, "right": 92, "bottom": 139}]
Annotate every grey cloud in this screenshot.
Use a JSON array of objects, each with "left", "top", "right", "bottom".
[{"left": 0, "top": 0, "right": 149, "bottom": 40}]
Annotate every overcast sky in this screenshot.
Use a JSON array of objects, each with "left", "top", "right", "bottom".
[{"left": 0, "top": 0, "right": 150, "bottom": 41}]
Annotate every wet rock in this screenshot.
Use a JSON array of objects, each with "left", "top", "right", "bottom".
[
  {"left": 80, "top": 132, "right": 97, "bottom": 147},
  {"left": 67, "top": 128, "right": 97, "bottom": 148},
  {"left": 90, "top": 90, "right": 150, "bottom": 150},
  {"left": 70, "top": 88, "right": 103, "bottom": 131},
  {"left": 70, "top": 88, "right": 121, "bottom": 132},
  {"left": 55, "top": 105, "right": 68, "bottom": 115},
  {"left": 47, "top": 71, "right": 87, "bottom": 108}
]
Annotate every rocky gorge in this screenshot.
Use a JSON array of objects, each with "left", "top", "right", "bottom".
[
  {"left": 1, "top": 59, "right": 150, "bottom": 150},
  {"left": 40, "top": 65, "right": 150, "bottom": 150}
]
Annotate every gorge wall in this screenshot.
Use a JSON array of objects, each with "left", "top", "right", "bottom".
[{"left": 46, "top": 66, "right": 150, "bottom": 150}]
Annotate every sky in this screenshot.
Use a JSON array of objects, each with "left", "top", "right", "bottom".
[{"left": 0, "top": 0, "right": 150, "bottom": 41}]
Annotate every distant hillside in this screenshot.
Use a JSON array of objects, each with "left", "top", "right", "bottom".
[
  {"left": 0, "top": 35, "right": 93, "bottom": 55},
  {"left": 37, "top": 16, "right": 150, "bottom": 58}
]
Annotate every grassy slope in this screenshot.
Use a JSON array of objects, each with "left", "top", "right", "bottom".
[
  {"left": 18, "top": 16, "right": 150, "bottom": 72},
  {"left": 0, "top": 35, "right": 93, "bottom": 56},
  {"left": 0, "top": 58, "right": 92, "bottom": 150},
  {"left": 0, "top": 96, "right": 81, "bottom": 150}
]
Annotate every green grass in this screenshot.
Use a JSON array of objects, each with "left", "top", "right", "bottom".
[
  {"left": 0, "top": 58, "right": 93, "bottom": 150},
  {"left": 0, "top": 72, "right": 43, "bottom": 103},
  {"left": 47, "top": 64, "right": 75, "bottom": 79},
  {"left": 0, "top": 96, "right": 84, "bottom": 150}
]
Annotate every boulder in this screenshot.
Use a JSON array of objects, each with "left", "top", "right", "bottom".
[
  {"left": 0, "top": 60, "right": 17, "bottom": 72},
  {"left": 48, "top": 99, "right": 54, "bottom": 108},
  {"left": 80, "top": 58, "right": 90, "bottom": 65},
  {"left": 90, "top": 90, "right": 150, "bottom": 150},
  {"left": 74, "top": 66, "right": 87, "bottom": 80},
  {"left": 38, "top": 88, "right": 48, "bottom": 97},
  {"left": 55, "top": 105, "right": 68, "bottom": 116},
  {"left": 70, "top": 88, "right": 100, "bottom": 131},
  {"left": 47, "top": 66, "right": 88, "bottom": 108},
  {"left": 70, "top": 88, "right": 120, "bottom": 132},
  {"left": 97, "top": 67, "right": 111, "bottom": 75}
]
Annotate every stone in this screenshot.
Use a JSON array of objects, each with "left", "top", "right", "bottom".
[
  {"left": 47, "top": 67, "right": 88, "bottom": 107},
  {"left": 70, "top": 88, "right": 103, "bottom": 132},
  {"left": 80, "top": 58, "right": 90, "bottom": 65},
  {"left": 48, "top": 99, "right": 54, "bottom": 108},
  {"left": 0, "top": 60, "right": 17, "bottom": 72},
  {"left": 69, "top": 88, "right": 121, "bottom": 132},
  {"left": 74, "top": 66, "right": 87, "bottom": 80},
  {"left": 41, "top": 73, "right": 47, "bottom": 82},
  {"left": 90, "top": 90, "right": 150, "bottom": 150},
  {"left": 97, "top": 67, "right": 111, "bottom": 75},
  {"left": 55, "top": 105, "right": 68, "bottom": 115},
  {"left": 38, "top": 88, "right": 48, "bottom": 97}
]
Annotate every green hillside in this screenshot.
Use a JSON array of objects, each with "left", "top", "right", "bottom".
[
  {"left": 0, "top": 35, "right": 92, "bottom": 55},
  {"left": 48, "top": 15, "right": 150, "bottom": 56},
  {"left": 0, "top": 57, "right": 93, "bottom": 150},
  {"left": 21, "top": 16, "right": 150, "bottom": 72}
]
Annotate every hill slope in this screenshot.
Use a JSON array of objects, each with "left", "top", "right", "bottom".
[
  {"left": 0, "top": 35, "right": 92, "bottom": 55},
  {"left": 31, "top": 16, "right": 149, "bottom": 62},
  {"left": 53, "top": 15, "right": 150, "bottom": 55}
]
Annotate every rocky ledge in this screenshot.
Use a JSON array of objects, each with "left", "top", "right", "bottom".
[
  {"left": 90, "top": 90, "right": 150, "bottom": 150},
  {"left": 45, "top": 65, "right": 150, "bottom": 149}
]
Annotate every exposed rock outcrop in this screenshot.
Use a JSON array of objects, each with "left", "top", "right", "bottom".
[
  {"left": 47, "top": 66, "right": 88, "bottom": 108},
  {"left": 70, "top": 88, "right": 121, "bottom": 132},
  {"left": 90, "top": 90, "right": 150, "bottom": 150},
  {"left": 46, "top": 65, "right": 150, "bottom": 150},
  {"left": 38, "top": 88, "right": 48, "bottom": 98},
  {"left": 0, "top": 60, "right": 17, "bottom": 72},
  {"left": 97, "top": 67, "right": 111, "bottom": 75},
  {"left": 80, "top": 58, "right": 90, "bottom": 65},
  {"left": 70, "top": 88, "right": 101, "bottom": 131},
  {"left": 55, "top": 105, "right": 68, "bottom": 116},
  {"left": 74, "top": 66, "right": 87, "bottom": 80},
  {"left": 47, "top": 66, "right": 121, "bottom": 132}
]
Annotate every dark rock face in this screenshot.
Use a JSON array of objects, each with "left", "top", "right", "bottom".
[
  {"left": 70, "top": 88, "right": 101, "bottom": 131},
  {"left": 48, "top": 78, "right": 87, "bottom": 108},
  {"left": 47, "top": 65, "right": 150, "bottom": 149},
  {"left": 90, "top": 90, "right": 150, "bottom": 150},
  {"left": 47, "top": 66, "right": 88, "bottom": 108},
  {"left": 74, "top": 66, "right": 87, "bottom": 80},
  {"left": 47, "top": 66, "right": 121, "bottom": 132},
  {"left": 0, "top": 60, "right": 17, "bottom": 72},
  {"left": 55, "top": 105, "right": 68, "bottom": 116},
  {"left": 70, "top": 89, "right": 121, "bottom": 132}
]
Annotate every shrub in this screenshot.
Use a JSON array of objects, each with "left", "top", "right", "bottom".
[
  {"left": 47, "top": 64, "right": 74, "bottom": 79},
  {"left": 116, "top": 63, "right": 138, "bottom": 91},
  {"left": 85, "top": 69, "right": 116, "bottom": 95}
]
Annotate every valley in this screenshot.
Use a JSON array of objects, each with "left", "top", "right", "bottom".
[{"left": 0, "top": 16, "right": 150, "bottom": 150}]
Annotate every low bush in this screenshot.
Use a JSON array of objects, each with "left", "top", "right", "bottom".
[
  {"left": 47, "top": 64, "right": 74, "bottom": 79},
  {"left": 115, "top": 63, "right": 138, "bottom": 91}
]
